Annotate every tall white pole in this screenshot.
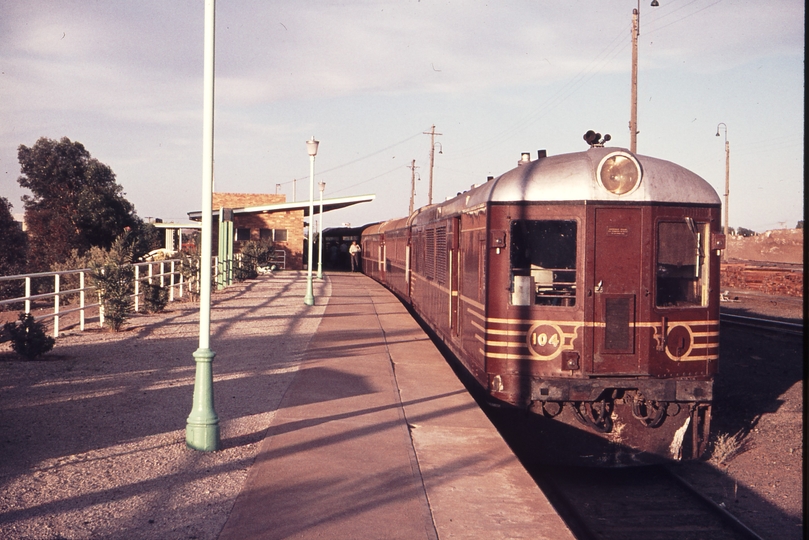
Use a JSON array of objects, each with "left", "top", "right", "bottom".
[
  {"left": 304, "top": 137, "right": 318, "bottom": 305},
  {"left": 187, "top": 0, "right": 219, "bottom": 452}
]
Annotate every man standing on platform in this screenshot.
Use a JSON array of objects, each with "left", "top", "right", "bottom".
[{"left": 349, "top": 241, "right": 361, "bottom": 272}]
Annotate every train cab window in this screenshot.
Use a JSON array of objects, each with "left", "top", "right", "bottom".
[
  {"left": 510, "top": 220, "right": 577, "bottom": 306},
  {"left": 656, "top": 219, "right": 708, "bottom": 307}
]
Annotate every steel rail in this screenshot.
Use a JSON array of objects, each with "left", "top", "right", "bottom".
[
  {"left": 664, "top": 465, "right": 766, "bottom": 540},
  {"left": 720, "top": 313, "right": 803, "bottom": 336}
]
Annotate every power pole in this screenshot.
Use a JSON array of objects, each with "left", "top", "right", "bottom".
[
  {"left": 409, "top": 159, "right": 419, "bottom": 215},
  {"left": 423, "top": 124, "right": 442, "bottom": 205},
  {"left": 630, "top": 8, "right": 639, "bottom": 154}
]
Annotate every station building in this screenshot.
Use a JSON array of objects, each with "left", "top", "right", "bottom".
[{"left": 183, "top": 191, "right": 375, "bottom": 270}]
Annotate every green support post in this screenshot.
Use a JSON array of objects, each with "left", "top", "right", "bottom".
[
  {"left": 225, "top": 220, "right": 234, "bottom": 286},
  {"left": 217, "top": 212, "right": 225, "bottom": 290},
  {"left": 186, "top": 348, "right": 220, "bottom": 451}
]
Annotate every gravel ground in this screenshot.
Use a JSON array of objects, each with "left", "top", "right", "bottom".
[
  {"left": 0, "top": 279, "right": 803, "bottom": 539},
  {"left": 673, "top": 288, "right": 804, "bottom": 539},
  {"left": 0, "top": 273, "right": 328, "bottom": 540}
]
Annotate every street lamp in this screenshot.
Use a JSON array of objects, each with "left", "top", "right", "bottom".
[
  {"left": 317, "top": 181, "right": 326, "bottom": 279},
  {"left": 186, "top": 0, "right": 219, "bottom": 452},
  {"left": 716, "top": 123, "right": 730, "bottom": 239},
  {"left": 630, "top": 0, "right": 659, "bottom": 154},
  {"left": 304, "top": 136, "right": 319, "bottom": 306}
]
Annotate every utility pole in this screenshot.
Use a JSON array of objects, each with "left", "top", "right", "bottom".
[
  {"left": 630, "top": 1, "right": 659, "bottom": 153},
  {"left": 423, "top": 124, "right": 442, "bottom": 205},
  {"left": 409, "top": 159, "right": 419, "bottom": 215},
  {"left": 630, "top": 7, "right": 639, "bottom": 154}
]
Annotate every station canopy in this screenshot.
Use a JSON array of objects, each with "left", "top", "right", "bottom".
[{"left": 187, "top": 193, "right": 375, "bottom": 221}]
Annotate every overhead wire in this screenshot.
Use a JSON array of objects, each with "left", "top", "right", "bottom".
[
  {"left": 448, "top": 21, "right": 632, "bottom": 160},
  {"left": 276, "top": 131, "right": 423, "bottom": 188}
]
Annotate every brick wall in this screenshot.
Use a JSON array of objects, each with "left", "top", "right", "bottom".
[
  {"left": 212, "top": 192, "right": 304, "bottom": 270},
  {"left": 720, "top": 264, "right": 803, "bottom": 297}
]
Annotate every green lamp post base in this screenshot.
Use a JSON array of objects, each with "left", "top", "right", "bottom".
[{"left": 186, "top": 347, "right": 220, "bottom": 451}]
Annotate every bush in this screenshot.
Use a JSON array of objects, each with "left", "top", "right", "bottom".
[
  {"left": 3, "top": 313, "right": 55, "bottom": 359},
  {"left": 143, "top": 282, "right": 169, "bottom": 313},
  {"left": 179, "top": 242, "right": 201, "bottom": 302},
  {"left": 91, "top": 234, "right": 134, "bottom": 331},
  {"left": 236, "top": 238, "right": 275, "bottom": 281}
]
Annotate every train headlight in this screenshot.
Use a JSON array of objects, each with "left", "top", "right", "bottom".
[{"left": 597, "top": 152, "right": 642, "bottom": 195}]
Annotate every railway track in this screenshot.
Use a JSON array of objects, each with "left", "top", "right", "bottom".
[
  {"left": 533, "top": 464, "right": 765, "bottom": 540},
  {"left": 719, "top": 313, "right": 803, "bottom": 336}
]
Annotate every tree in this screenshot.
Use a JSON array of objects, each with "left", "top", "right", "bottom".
[
  {"left": 0, "top": 197, "right": 28, "bottom": 304},
  {"left": 91, "top": 233, "right": 135, "bottom": 332},
  {"left": 0, "top": 196, "right": 28, "bottom": 276},
  {"left": 17, "top": 137, "right": 139, "bottom": 271}
]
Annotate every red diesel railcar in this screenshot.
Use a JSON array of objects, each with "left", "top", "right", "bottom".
[{"left": 362, "top": 139, "right": 724, "bottom": 464}]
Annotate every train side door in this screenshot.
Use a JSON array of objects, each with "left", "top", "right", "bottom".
[
  {"left": 450, "top": 217, "right": 460, "bottom": 336},
  {"left": 592, "top": 207, "right": 642, "bottom": 374}
]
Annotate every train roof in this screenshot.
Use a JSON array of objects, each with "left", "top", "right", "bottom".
[{"left": 410, "top": 147, "right": 720, "bottom": 225}]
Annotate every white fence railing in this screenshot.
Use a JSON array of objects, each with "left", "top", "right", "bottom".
[{"left": 0, "top": 259, "right": 187, "bottom": 338}]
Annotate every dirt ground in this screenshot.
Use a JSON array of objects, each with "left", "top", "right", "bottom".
[
  {"left": 725, "top": 228, "right": 803, "bottom": 265},
  {"left": 0, "top": 274, "right": 328, "bottom": 540},
  {"left": 673, "top": 288, "right": 804, "bottom": 539}
]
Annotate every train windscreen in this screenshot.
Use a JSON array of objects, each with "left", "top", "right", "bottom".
[
  {"left": 510, "top": 220, "right": 577, "bottom": 306},
  {"left": 656, "top": 220, "right": 709, "bottom": 307}
]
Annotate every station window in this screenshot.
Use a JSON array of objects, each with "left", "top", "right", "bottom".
[
  {"left": 259, "top": 228, "right": 272, "bottom": 240},
  {"left": 656, "top": 219, "right": 708, "bottom": 307},
  {"left": 274, "top": 229, "right": 288, "bottom": 242},
  {"left": 510, "top": 220, "right": 577, "bottom": 306},
  {"left": 236, "top": 228, "right": 252, "bottom": 241}
]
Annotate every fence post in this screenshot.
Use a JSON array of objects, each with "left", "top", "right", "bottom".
[
  {"left": 80, "top": 271, "right": 86, "bottom": 331},
  {"left": 98, "top": 268, "right": 105, "bottom": 328},
  {"left": 134, "top": 265, "right": 140, "bottom": 313},
  {"left": 170, "top": 260, "right": 176, "bottom": 301},
  {"left": 25, "top": 277, "right": 31, "bottom": 314},
  {"left": 213, "top": 255, "right": 219, "bottom": 290},
  {"left": 53, "top": 273, "right": 60, "bottom": 338}
]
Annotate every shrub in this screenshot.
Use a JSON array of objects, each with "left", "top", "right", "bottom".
[
  {"left": 709, "top": 430, "right": 745, "bottom": 465},
  {"left": 236, "top": 238, "right": 274, "bottom": 281},
  {"left": 91, "top": 234, "right": 135, "bottom": 331},
  {"left": 3, "top": 313, "right": 55, "bottom": 359},
  {"left": 179, "top": 242, "right": 201, "bottom": 302},
  {"left": 143, "top": 282, "right": 169, "bottom": 313}
]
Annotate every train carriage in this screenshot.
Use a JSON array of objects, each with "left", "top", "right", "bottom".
[{"left": 363, "top": 139, "right": 723, "bottom": 464}]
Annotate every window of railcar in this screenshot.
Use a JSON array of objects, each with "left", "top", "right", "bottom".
[
  {"left": 656, "top": 220, "right": 709, "bottom": 307},
  {"left": 462, "top": 231, "right": 480, "bottom": 303},
  {"left": 509, "top": 220, "right": 577, "bottom": 306}
]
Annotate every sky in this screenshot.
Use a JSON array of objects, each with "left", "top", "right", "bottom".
[{"left": 0, "top": 0, "right": 804, "bottom": 233}]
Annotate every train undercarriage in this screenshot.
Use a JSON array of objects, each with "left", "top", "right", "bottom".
[{"left": 490, "top": 375, "right": 712, "bottom": 465}]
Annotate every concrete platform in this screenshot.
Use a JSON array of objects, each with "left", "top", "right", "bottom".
[{"left": 218, "top": 273, "right": 574, "bottom": 540}]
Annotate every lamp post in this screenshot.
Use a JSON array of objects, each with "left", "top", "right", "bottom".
[
  {"left": 317, "top": 181, "right": 325, "bottom": 279},
  {"left": 630, "top": 0, "right": 659, "bottom": 154},
  {"left": 304, "top": 136, "right": 319, "bottom": 306},
  {"left": 716, "top": 123, "right": 730, "bottom": 240},
  {"left": 186, "top": 0, "right": 219, "bottom": 452}
]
